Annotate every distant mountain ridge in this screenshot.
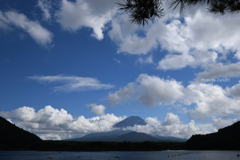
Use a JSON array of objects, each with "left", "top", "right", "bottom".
[
  {"left": 0, "top": 116, "right": 42, "bottom": 150},
  {"left": 66, "top": 131, "right": 160, "bottom": 142},
  {"left": 113, "top": 116, "right": 147, "bottom": 128},
  {"left": 66, "top": 130, "right": 187, "bottom": 142},
  {"left": 115, "top": 132, "right": 160, "bottom": 142},
  {"left": 65, "top": 116, "right": 187, "bottom": 142},
  {"left": 186, "top": 120, "right": 240, "bottom": 150},
  {"left": 153, "top": 135, "right": 187, "bottom": 142},
  {"left": 68, "top": 130, "right": 133, "bottom": 142}
]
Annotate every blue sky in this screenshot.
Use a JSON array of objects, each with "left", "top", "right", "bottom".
[{"left": 1, "top": 0, "right": 240, "bottom": 140}]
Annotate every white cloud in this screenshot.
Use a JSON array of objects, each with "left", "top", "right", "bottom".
[
  {"left": 162, "top": 113, "right": 180, "bottom": 126},
  {"left": 158, "top": 53, "right": 195, "bottom": 70},
  {"left": 87, "top": 103, "right": 106, "bottom": 115},
  {"left": 108, "top": 0, "right": 189, "bottom": 55},
  {"left": 108, "top": 82, "right": 137, "bottom": 106},
  {"left": 37, "top": 0, "right": 52, "bottom": 21},
  {"left": 0, "top": 10, "right": 53, "bottom": 47},
  {"left": 0, "top": 105, "right": 126, "bottom": 140},
  {"left": 195, "top": 63, "right": 240, "bottom": 82},
  {"left": 108, "top": 74, "right": 184, "bottom": 107},
  {"left": 109, "top": 3, "right": 240, "bottom": 70},
  {"left": 108, "top": 74, "right": 240, "bottom": 122},
  {"left": 184, "top": 83, "right": 240, "bottom": 120},
  {"left": 109, "top": 13, "right": 218, "bottom": 69},
  {"left": 56, "top": 0, "right": 117, "bottom": 40},
  {"left": 156, "top": 7, "right": 240, "bottom": 69},
  {"left": 0, "top": 11, "right": 10, "bottom": 30},
  {"left": 40, "top": 134, "right": 62, "bottom": 140},
  {"left": 109, "top": 14, "right": 164, "bottom": 55},
  {"left": 184, "top": 10, "right": 240, "bottom": 56},
  {"left": 226, "top": 82, "right": 240, "bottom": 99},
  {"left": 27, "top": 75, "right": 114, "bottom": 92},
  {"left": 136, "top": 55, "right": 153, "bottom": 65},
  {"left": 109, "top": 11, "right": 186, "bottom": 56},
  {"left": 124, "top": 113, "right": 217, "bottom": 139},
  {"left": 158, "top": 50, "right": 217, "bottom": 70},
  {"left": 0, "top": 105, "right": 220, "bottom": 139}
]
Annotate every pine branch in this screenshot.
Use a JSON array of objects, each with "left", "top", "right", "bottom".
[
  {"left": 116, "top": 0, "right": 164, "bottom": 26},
  {"left": 116, "top": 0, "right": 240, "bottom": 27}
]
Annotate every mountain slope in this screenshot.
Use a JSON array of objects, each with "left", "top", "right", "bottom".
[
  {"left": 68, "top": 131, "right": 160, "bottom": 142},
  {"left": 186, "top": 121, "right": 240, "bottom": 150},
  {"left": 67, "top": 130, "right": 132, "bottom": 142},
  {"left": 115, "top": 132, "right": 160, "bottom": 142},
  {"left": 0, "top": 116, "right": 42, "bottom": 150},
  {"left": 113, "top": 116, "right": 147, "bottom": 128},
  {"left": 153, "top": 135, "right": 187, "bottom": 142}
]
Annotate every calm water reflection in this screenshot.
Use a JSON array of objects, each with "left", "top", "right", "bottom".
[{"left": 0, "top": 150, "right": 240, "bottom": 160}]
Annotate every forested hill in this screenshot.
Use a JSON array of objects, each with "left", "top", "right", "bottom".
[
  {"left": 0, "top": 116, "right": 42, "bottom": 150},
  {"left": 186, "top": 121, "right": 240, "bottom": 150}
]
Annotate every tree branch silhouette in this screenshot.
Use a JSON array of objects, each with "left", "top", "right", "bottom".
[{"left": 116, "top": 0, "right": 240, "bottom": 26}]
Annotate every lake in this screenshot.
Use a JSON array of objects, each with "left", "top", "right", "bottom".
[{"left": 0, "top": 150, "right": 240, "bottom": 160}]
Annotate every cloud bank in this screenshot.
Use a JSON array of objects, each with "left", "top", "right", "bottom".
[
  {"left": 0, "top": 105, "right": 125, "bottom": 140},
  {"left": 108, "top": 74, "right": 184, "bottom": 107},
  {"left": 108, "top": 1, "right": 240, "bottom": 71},
  {"left": 108, "top": 74, "right": 240, "bottom": 121},
  {"left": 0, "top": 105, "right": 221, "bottom": 140}
]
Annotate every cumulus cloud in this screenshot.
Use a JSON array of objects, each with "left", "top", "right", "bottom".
[
  {"left": 124, "top": 113, "right": 217, "bottom": 139},
  {"left": 27, "top": 75, "right": 114, "bottom": 92},
  {"left": 109, "top": 14, "right": 164, "bottom": 55},
  {"left": 108, "top": 82, "right": 137, "bottom": 106},
  {"left": 163, "top": 8, "right": 240, "bottom": 68},
  {"left": 109, "top": 12, "right": 218, "bottom": 69},
  {"left": 0, "top": 10, "right": 53, "bottom": 47},
  {"left": 226, "top": 82, "right": 240, "bottom": 99},
  {"left": 0, "top": 105, "right": 125, "bottom": 140},
  {"left": 158, "top": 53, "right": 195, "bottom": 70},
  {"left": 184, "top": 10, "right": 240, "bottom": 57},
  {"left": 108, "top": 74, "right": 240, "bottom": 121},
  {"left": 109, "top": 2, "right": 240, "bottom": 70},
  {"left": 158, "top": 50, "right": 217, "bottom": 70},
  {"left": 195, "top": 63, "right": 240, "bottom": 82},
  {"left": 37, "top": 0, "right": 52, "bottom": 21},
  {"left": 184, "top": 83, "right": 240, "bottom": 120},
  {"left": 0, "top": 105, "right": 221, "bottom": 139},
  {"left": 108, "top": 74, "right": 184, "bottom": 107},
  {"left": 56, "top": 0, "right": 117, "bottom": 40},
  {"left": 87, "top": 103, "right": 106, "bottom": 115},
  {"left": 162, "top": 113, "right": 180, "bottom": 126}
]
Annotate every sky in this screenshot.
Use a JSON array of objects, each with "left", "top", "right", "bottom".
[{"left": 1, "top": 0, "right": 240, "bottom": 140}]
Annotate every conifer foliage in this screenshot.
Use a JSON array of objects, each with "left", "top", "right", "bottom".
[
  {"left": 116, "top": 0, "right": 240, "bottom": 26},
  {"left": 116, "top": 0, "right": 164, "bottom": 26}
]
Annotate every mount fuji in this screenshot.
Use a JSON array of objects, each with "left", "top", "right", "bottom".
[{"left": 64, "top": 116, "right": 187, "bottom": 142}]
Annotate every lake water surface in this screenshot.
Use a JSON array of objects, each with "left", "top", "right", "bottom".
[{"left": 0, "top": 150, "right": 240, "bottom": 160}]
